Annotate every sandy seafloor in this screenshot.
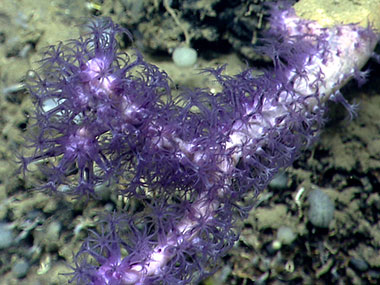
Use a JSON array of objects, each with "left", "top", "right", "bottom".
[{"left": 1, "top": 0, "right": 380, "bottom": 284}]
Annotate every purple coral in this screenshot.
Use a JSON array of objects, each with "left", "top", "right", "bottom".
[
  {"left": 23, "top": 19, "right": 174, "bottom": 197},
  {"left": 21, "top": 4, "right": 378, "bottom": 285}
]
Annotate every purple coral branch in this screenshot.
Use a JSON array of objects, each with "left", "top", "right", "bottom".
[
  {"left": 92, "top": 9, "right": 378, "bottom": 284},
  {"left": 22, "top": 5, "right": 378, "bottom": 285}
]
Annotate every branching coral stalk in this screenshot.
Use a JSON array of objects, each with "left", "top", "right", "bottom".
[
  {"left": 111, "top": 8, "right": 379, "bottom": 284},
  {"left": 94, "top": 7, "right": 378, "bottom": 284},
  {"left": 22, "top": 2, "right": 379, "bottom": 285}
]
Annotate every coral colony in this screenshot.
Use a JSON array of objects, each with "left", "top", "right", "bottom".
[{"left": 22, "top": 3, "right": 378, "bottom": 285}]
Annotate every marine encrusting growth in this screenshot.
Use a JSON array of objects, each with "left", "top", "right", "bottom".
[{"left": 21, "top": 4, "right": 378, "bottom": 285}]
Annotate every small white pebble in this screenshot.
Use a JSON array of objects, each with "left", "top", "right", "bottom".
[
  {"left": 172, "top": 46, "right": 197, "bottom": 67},
  {"left": 272, "top": 240, "right": 282, "bottom": 250},
  {"left": 308, "top": 189, "right": 335, "bottom": 228},
  {"left": 276, "top": 226, "right": 297, "bottom": 245},
  {"left": 0, "top": 223, "right": 14, "bottom": 249}
]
